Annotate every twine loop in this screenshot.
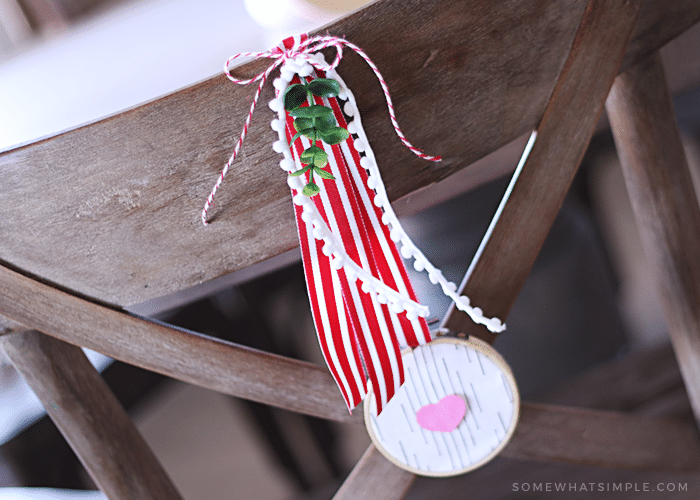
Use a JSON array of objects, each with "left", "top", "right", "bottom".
[{"left": 202, "top": 34, "right": 441, "bottom": 225}]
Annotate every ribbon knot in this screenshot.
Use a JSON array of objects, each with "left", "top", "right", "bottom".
[
  {"left": 201, "top": 33, "right": 441, "bottom": 226},
  {"left": 275, "top": 34, "right": 308, "bottom": 56}
]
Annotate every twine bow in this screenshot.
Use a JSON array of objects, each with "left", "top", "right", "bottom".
[{"left": 201, "top": 34, "right": 441, "bottom": 225}]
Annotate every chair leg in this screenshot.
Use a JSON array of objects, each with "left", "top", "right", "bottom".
[
  {"left": 0, "top": 330, "right": 183, "bottom": 500},
  {"left": 607, "top": 51, "right": 700, "bottom": 430}
]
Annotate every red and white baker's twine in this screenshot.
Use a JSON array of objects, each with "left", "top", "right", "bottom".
[{"left": 201, "top": 35, "right": 441, "bottom": 226}]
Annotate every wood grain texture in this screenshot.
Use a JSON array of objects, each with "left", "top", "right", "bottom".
[
  {"left": 0, "top": 330, "right": 183, "bottom": 500},
  {"left": 1, "top": 0, "right": 698, "bottom": 308},
  {"left": 333, "top": 445, "right": 415, "bottom": 500},
  {"left": 606, "top": 53, "right": 700, "bottom": 428},
  {"left": 0, "top": 263, "right": 359, "bottom": 423},
  {"left": 537, "top": 342, "right": 690, "bottom": 418},
  {"left": 0, "top": 2, "right": 698, "bottom": 493},
  {"left": 442, "top": 0, "right": 641, "bottom": 342},
  {"left": 3, "top": 254, "right": 697, "bottom": 473},
  {"left": 394, "top": 22, "right": 700, "bottom": 219},
  {"left": 0, "top": 313, "right": 27, "bottom": 336},
  {"left": 503, "top": 403, "right": 700, "bottom": 471},
  {"left": 1, "top": 258, "right": 696, "bottom": 475},
  {"left": 335, "top": 405, "right": 700, "bottom": 500}
]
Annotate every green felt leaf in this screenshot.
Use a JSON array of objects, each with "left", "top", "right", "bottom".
[
  {"left": 288, "top": 131, "right": 303, "bottom": 147},
  {"left": 290, "top": 105, "right": 333, "bottom": 119},
  {"left": 313, "top": 167, "right": 335, "bottom": 180},
  {"left": 294, "top": 118, "right": 313, "bottom": 131},
  {"left": 313, "top": 113, "right": 336, "bottom": 132},
  {"left": 284, "top": 84, "right": 308, "bottom": 111},
  {"left": 299, "top": 128, "right": 317, "bottom": 140},
  {"left": 302, "top": 182, "right": 321, "bottom": 197},
  {"left": 288, "top": 166, "right": 310, "bottom": 177},
  {"left": 318, "top": 127, "right": 350, "bottom": 145},
  {"left": 300, "top": 145, "right": 323, "bottom": 162},
  {"left": 307, "top": 78, "right": 340, "bottom": 98},
  {"left": 301, "top": 146, "right": 328, "bottom": 167},
  {"left": 314, "top": 151, "right": 328, "bottom": 167}
]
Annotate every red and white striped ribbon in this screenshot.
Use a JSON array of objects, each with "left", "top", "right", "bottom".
[
  {"left": 282, "top": 71, "right": 431, "bottom": 412},
  {"left": 202, "top": 34, "right": 506, "bottom": 413}
]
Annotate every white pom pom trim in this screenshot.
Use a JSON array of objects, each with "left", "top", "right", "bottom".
[
  {"left": 273, "top": 78, "right": 287, "bottom": 91},
  {"left": 333, "top": 69, "right": 507, "bottom": 333},
  {"left": 268, "top": 52, "right": 506, "bottom": 332}
]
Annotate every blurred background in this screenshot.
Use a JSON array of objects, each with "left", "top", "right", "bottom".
[{"left": 1, "top": 0, "right": 700, "bottom": 498}]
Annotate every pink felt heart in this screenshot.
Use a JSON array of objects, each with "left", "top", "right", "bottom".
[{"left": 416, "top": 395, "right": 466, "bottom": 433}]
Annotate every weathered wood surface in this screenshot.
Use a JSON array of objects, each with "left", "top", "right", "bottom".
[
  {"left": 2, "top": 257, "right": 697, "bottom": 476},
  {"left": 1, "top": 1, "right": 698, "bottom": 308},
  {"left": 442, "top": 0, "right": 640, "bottom": 342},
  {"left": 0, "top": 330, "right": 183, "bottom": 500},
  {"left": 0, "top": 263, "right": 359, "bottom": 423},
  {"left": 333, "top": 445, "right": 415, "bottom": 500},
  {"left": 607, "top": 53, "right": 700, "bottom": 429},
  {"left": 335, "top": 403, "right": 700, "bottom": 500},
  {"left": 0, "top": 313, "right": 27, "bottom": 336},
  {"left": 394, "top": 19, "right": 700, "bottom": 220},
  {"left": 537, "top": 342, "right": 691, "bottom": 418},
  {"left": 4, "top": 254, "right": 700, "bottom": 472},
  {"left": 502, "top": 403, "right": 700, "bottom": 471},
  {"left": 338, "top": 343, "right": 700, "bottom": 498}
]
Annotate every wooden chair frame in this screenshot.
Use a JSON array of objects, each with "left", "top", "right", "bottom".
[{"left": 2, "top": 0, "right": 700, "bottom": 498}]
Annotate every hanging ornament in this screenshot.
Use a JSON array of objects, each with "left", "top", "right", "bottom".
[
  {"left": 202, "top": 34, "right": 508, "bottom": 418},
  {"left": 364, "top": 336, "right": 519, "bottom": 476}
]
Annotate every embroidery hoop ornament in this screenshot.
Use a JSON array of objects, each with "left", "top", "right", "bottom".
[
  {"left": 363, "top": 336, "right": 520, "bottom": 477},
  {"left": 361, "top": 128, "right": 537, "bottom": 476}
]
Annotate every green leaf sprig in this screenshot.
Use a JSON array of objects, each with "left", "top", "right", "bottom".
[{"left": 283, "top": 78, "right": 350, "bottom": 197}]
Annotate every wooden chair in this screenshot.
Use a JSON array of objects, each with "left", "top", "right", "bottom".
[{"left": 2, "top": 0, "right": 700, "bottom": 498}]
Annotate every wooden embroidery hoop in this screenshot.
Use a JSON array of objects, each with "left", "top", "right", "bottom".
[{"left": 363, "top": 336, "right": 520, "bottom": 477}]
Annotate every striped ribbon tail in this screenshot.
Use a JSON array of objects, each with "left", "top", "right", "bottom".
[
  {"left": 282, "top": 70, "right": 431, "bottom": 414},
  {"left": 203, "top": 33, "right": 507, "bottom": 412}
]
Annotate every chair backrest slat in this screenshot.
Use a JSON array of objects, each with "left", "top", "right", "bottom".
[
  {"left": 442, "top": 0, "right": 640, "bottom": 341},
  {"left": 1, "top": 0, "right": 696, "bottom": 308},
  {"left": 0, "top": 263, "right": 358, "bottom": 422}
]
